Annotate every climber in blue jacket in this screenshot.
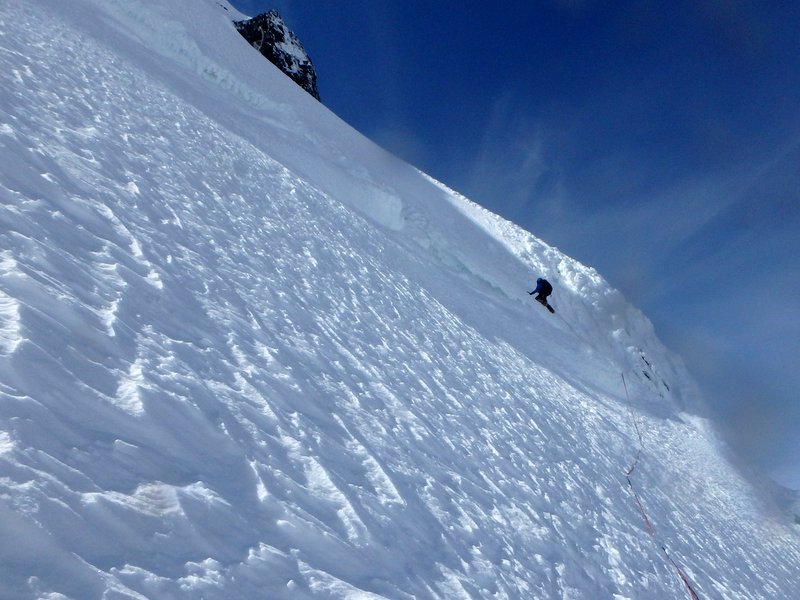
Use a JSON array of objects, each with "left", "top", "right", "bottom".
[{"left": 529, "top": 277, "right": 554, "bottom": 313}]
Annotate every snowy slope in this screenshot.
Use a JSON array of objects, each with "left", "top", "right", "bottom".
[{"left": 0, "top": 0, "right": 798, "bottom": 598}]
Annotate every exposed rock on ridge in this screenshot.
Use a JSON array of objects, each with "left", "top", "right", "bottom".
[{"left": 234, "top": 10, "right": 320, "bottom": 101}]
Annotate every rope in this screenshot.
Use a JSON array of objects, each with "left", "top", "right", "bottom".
[
  {"left": 621, "top": 373, "right": 645, "bottom": 450},
  {"left": 621, "top": 373, "right": 700, "bottom": 600},
  {"left": 553, "top": 308, "right": 587, "bottom": 346}
]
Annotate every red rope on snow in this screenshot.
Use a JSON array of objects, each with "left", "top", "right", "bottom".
[
  {"left": 621, "top": 373, "right": 701, "bottom": 600},
  {"left": 626, "top": 474, "right": 655, "bottom": 536},
  {"left": 622, "top": 373, "right": 646, "bottom": 451}
]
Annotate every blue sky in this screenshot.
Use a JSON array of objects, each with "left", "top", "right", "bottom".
[{"left": 233, "top": 0, "right": 800, "bottom": 488}]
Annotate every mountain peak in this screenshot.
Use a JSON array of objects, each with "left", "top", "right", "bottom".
[{"left": 235, "top": 10, "right": 320, "bottom": 100}]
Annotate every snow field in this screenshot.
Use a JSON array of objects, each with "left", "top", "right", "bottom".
[{"left": 0, "top": 0, "right": 798, "bottom": 598}]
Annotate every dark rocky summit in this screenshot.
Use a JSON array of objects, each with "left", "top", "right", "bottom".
[{"left": 234, "top": 11, "right": 320, "bottom": 101}]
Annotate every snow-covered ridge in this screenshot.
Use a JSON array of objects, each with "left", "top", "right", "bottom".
[{"left": 1, "top": 0, "right": 798, "bottom": 598}]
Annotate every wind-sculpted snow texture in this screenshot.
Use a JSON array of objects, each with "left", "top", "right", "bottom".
[{"left": 1, "top": 1, "right": 798, "bottom": 598}]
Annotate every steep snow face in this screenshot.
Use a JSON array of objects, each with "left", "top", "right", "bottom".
[{"left": 0, "top": 0, "right": 798, "bottom": 598}]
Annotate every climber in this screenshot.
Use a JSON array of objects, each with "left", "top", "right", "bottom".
[{"left": 529, "top": 277, "right": 554, "bottom": 313}]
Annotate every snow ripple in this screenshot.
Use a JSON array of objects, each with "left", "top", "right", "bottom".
[
  {"left": 0, "top": 253, "right": 22, "bottom": 356},
  {"left": 0, "top": 290, "right": 21, "bottom": 356}
]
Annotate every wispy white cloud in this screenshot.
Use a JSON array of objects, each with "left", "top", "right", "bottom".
[{"left": 462, "top": 93, "right": 554, "bottom": 226}]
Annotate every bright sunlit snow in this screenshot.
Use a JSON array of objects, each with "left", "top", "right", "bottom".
[{"left": 1, "top": 0, "right": 798, "bottom": 598}]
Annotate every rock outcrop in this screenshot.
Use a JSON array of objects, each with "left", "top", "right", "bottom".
[{"left": 235, "top": 11, "right": 320, "bottom": 101}]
